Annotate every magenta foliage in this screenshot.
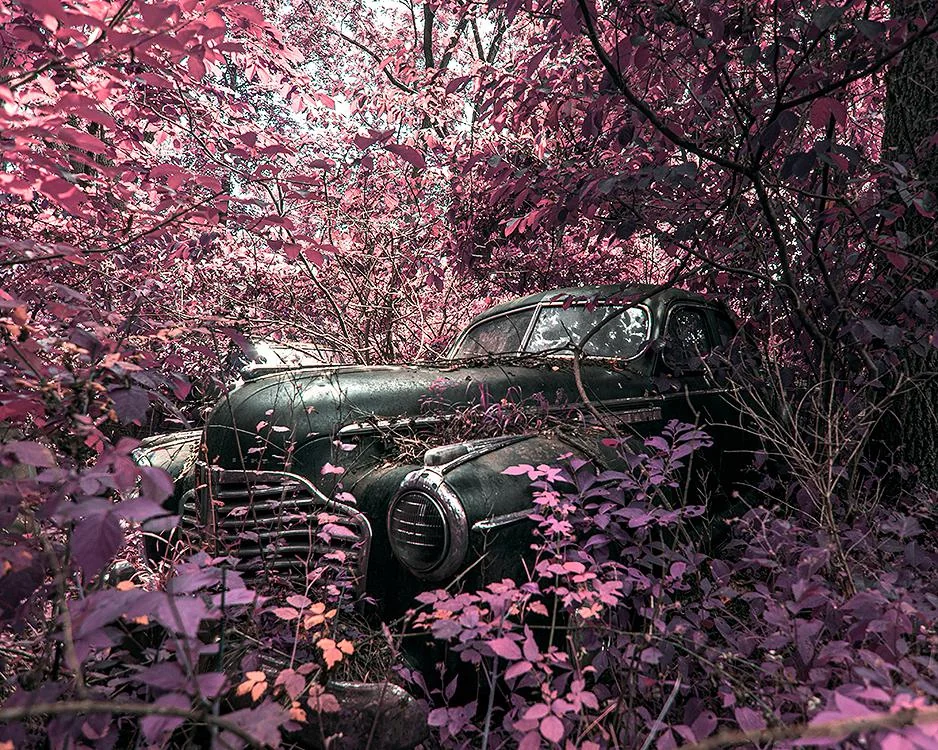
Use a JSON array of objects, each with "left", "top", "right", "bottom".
[
  {"left": 0, "top": 548, "right": 299, "bottom": 748},
  {"left": 412, "top": 423, "right": 938, "bottom": 749}
]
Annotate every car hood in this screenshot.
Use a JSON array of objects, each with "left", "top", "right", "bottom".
[{"left": 203, "top": 359, "right": 654, "bottom": 478}]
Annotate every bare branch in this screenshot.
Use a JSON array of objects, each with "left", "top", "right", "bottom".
[
  {"left": 327, "top": 25, "right": 416, "bottom": 94},
  {"left": 574, "top": 0, "right": 754, "bottom": 179}
]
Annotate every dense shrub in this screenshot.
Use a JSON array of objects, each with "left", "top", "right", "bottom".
[{"left": 410, "top": 423, "right": 938, "bottom": 749}]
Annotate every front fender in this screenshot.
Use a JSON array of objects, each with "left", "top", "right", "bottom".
[
  {"left": 131, "top": 430, "right": 202, "bottom": 560},
  {"left": 387, "top": 433, "right": 603, "bottom": 591}
]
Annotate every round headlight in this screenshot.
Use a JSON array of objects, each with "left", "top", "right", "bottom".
[
  {"left": 388, "top": 471, "right": 468, "bottom": 580},
  {"left": 388, "top": 490, "right": 448, "bottom": 572}
]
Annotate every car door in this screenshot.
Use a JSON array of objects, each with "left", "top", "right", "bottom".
[
  {"left": 657, "top": 303, "right": 719, "bottom": 419},
  {"left": 657, "top": 303, "right": 753, "bottom": 506}
]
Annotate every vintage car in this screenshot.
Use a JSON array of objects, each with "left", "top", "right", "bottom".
[{"left": 135, "top": 284, "right": 747, "bottom": 620}]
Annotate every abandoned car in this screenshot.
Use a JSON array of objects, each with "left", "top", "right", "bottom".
[{"left": 135, "top": 284, "right": 748, "bottom": 618}]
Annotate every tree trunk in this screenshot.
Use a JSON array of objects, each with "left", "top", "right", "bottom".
[{"left": 882, "top": 0, "right": 938, "bottom": 486}]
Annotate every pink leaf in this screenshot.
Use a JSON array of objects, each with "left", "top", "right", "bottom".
[
  {"left": 524, "top": 703, "right": 550, "bottom": 721},
  {"left": 489, "top": 637, "right": 522, "bottom": 660},
  {"left": 539, "top": 714, "right": 565, "bottom": 744},
  {"left": 385, "top": 143, "right": 426, "bottom": 170},
  {"left": 303, "top": 245, "right": 324, "bottom": 265},
  {"left": 504, "top": 217, "right": 522, "bottom": 236},
  {"left": 272, "top": 606, "right": 299, "bottom": 620},
  {"left": 57, "top": 127, "right": 108, "bottom": 154},
  {"left": 227, "top": 4, "right": 265, "bottom": 24},
  {"left": 809, "top": 97, "right": 847, "bottom": 128},
  {"left": 187, "top": 54, "right": 206, "bottom": 80},
  {"left": 505, "top": 660, "right": 532, "bottom": 680},
  {"left": 445, "top": 76, "right": 472, "bottom": 94},
  {"left": 138, "top": 2, "right": 177, "bottom": 27}
]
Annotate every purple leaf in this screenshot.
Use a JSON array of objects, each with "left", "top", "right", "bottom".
[
  {"left": 427, "top": 708, "right": 449, "bottom": 727},
  {"left": 166, "top": 565, "right": 222, "bottom": 594},
  {"left": 136, "top": 662, "right": 187, "bottom": 691},
  {"left": 153, "top": 594, "right": 213, "bottom": 638},
  {"left": 197, "top": 672, "right": 227, "bottom": 699},
  {"left": 734, "top": 707, "right": 766, "bottom": 732},
  {"left": 645, "top": 436, "right": 669, "bottom": 452},
  {"left": 832, "top": 692, "right": 874, "bottom": 718},
  {"left": 108, "top": 386, "right": 150, "bottom": 424},
  {"left": 117, "top": 496, "right": 171, "bottom": 522},
  {"left": 669, "top": 562, "right": 687, "bottom": 578},
  {"left": 691, "top": 710, "right": 718, "bottom": 740},
  {"left": 222, "top": 700, "right": 289, "bottom": 747},
  {"left": 70, "top": 588, "right": 151, "bottom": 639},
  {"left": 71, "top": 512, "right": 123, "bottom": 577},
  {"left": 3, "top": 441, "right": 55, "bottom": 467},
  {"left": 139, "top": 466, "right": 174, "bottom": 503},
  {"left": 141, "top": 693, "right": 190, "bottom": 745}
]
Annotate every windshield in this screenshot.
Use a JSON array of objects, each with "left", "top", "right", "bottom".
[
  {"left": 527, "top": 305, "right": 649, "bottom": 357},
  {"left": 453, "top": 304, "right": 650, "bottom": 359}
]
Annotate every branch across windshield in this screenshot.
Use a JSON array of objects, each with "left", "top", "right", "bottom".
[{"left": 454, "top": 304, "right": 650, "bottom": 359}]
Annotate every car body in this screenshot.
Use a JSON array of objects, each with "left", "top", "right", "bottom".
[{"left": 136, "top": 284, "right": 747, "bottom": 620}]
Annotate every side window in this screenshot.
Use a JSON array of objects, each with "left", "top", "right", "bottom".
[
  {"left": 455, "top": 310, "right": 534, "bottom": 357},
  {"left": 663, "top": 307, "right": 712, "bottom": 370}
]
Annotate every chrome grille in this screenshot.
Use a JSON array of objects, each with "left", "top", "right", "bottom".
[
  {"left": 194, "top": 469, "right": 371, "bottom": 594},
  {"left": 180, "top": 489, "right": 199, "bottom": 538}
]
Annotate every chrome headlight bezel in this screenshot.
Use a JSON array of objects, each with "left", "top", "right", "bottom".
[
  {"left": 129, "top": 447, "right": 152, "bottom": 468},
  {"left": 387, "top": 470, "right": 468, "bottom": 581}
]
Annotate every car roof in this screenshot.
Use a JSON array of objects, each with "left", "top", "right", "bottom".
[{"left": 468, "top": 284, "right": 713, "bottom": 326}]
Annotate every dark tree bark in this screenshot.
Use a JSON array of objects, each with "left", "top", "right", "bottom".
[{"left": 882, "top": 0, "right": 938, "bottom": 485}]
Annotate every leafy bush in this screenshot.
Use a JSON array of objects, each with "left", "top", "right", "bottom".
[{"left": 410, "top": 423, "right": 938, "bottom": 749}]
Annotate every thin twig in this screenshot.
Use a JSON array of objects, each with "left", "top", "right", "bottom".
[{"left": 639, "top": 677, "right": 682, "bottom": 750}]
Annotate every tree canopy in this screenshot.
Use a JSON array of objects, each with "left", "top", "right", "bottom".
[{"left": 0, "top": 0, "right": 937, "bottom": 747}]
